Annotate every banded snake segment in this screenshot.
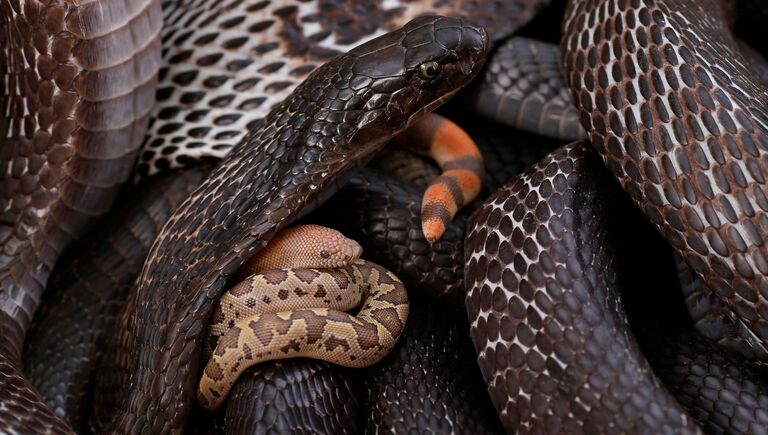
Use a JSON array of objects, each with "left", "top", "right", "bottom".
[
  {"left": 393, "top": 112, "right": 485, "bottom": 244},
  {"left": 89, "top": 17, "right": 488, "bottom": 433}
]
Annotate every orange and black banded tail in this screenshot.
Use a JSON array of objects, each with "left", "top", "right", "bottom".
[{"left": 394, "top": 113, "right": 484, "bottom": 244}]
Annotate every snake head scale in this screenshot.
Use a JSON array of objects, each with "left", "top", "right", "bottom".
[{"left": 319, "top": 15, "right": 489, "bottom": 157}]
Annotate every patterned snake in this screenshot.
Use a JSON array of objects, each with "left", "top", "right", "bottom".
[
  {"left": 462, "top": 0, "right": 768, "bottom": 432},
  {"left": 197, "top": 226, "right": 409, "bottom": 411}
]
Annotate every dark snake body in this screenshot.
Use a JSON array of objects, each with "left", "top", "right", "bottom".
[
  {"left": 89, "top": 17, "right": 487, "bottom": 433},
  {"left": 137, "top": 0, "right": 549, "bottom": 177},
  {"left": 462, "top": 37, "right": 587, "bottom": 141},
  {"left": 465, "top": 141, "right": 699, "bottom": 433},
  {"left": 0, "top": 0, "right": 162, "bottom": 431},
  {"left": 363, "top": 296, "right": 503, "bottom": 434},
  {"left": 22, "top": 165, "right": 210, "bottom": 431},
  {"left": 563, "top": 0, "right": 768, "bottom": 360},
  {"left": 639, "top": 324, "right": 768, "bottom": 434}
]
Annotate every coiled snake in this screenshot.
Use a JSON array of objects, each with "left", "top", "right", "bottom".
[
  {"left": 197, "top": 225, "right": 409, "bottom": 411},
  {"left": 562, "top": 0, "right": 768, "bottom": 360},
  {"left": 6, "top": 0, "right": 768, "bottom": 432}
]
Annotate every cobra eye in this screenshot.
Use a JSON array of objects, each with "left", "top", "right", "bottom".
[
  {"left": 320, "top": 250, "right": 330, "bottom": 259},
  {"left": 418, "top": 61, "right": 442, "bottom": 80}
]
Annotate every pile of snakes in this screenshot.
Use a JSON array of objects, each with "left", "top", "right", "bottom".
[{"left": 2, "top": 0, "right": 768, "bottom": 433}]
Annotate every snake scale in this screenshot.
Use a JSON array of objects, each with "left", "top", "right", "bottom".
[
  {"left": 562, "top": 0, "right": 768, "bottom": 360},
  {"left": 87, "top": 17, "right": 489, "bottom": 433},
  {"left": 22, "top": 165, "right": 210, "bottom": 431},
  {"left": 0, "top": 0, "right": 162, "bottom": 430}
]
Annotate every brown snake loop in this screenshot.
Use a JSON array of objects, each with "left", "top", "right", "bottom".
[{"left": 0, "top": 0, "right": 162, "bottom": 430}]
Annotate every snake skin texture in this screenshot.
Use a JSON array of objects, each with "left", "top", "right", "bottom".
[
  {"left": 371, "top": 147, "right": 439, "bottom": 189},
  {"left": 223, "top": 360, "right": 361, "bottom": 434},
  {"left": 463, "top": 37, "right": 587, "bottom": 141},
  {"left": 198, "top": 259, "right": 409, "bottom": 410},
  {"left": 90, "top": 17, "right": 487, "bottom": 433},
  {"left": 453, "top": 115, "right": 564, "bottom": 194},
  {"left": 563, "top": 0, "right": 768, "bottom": 360},
  {"left": 638, "top": 324, "right": 768, "bottom": 435},
  {"left": 677, "top": 255, "right": 768, "bottom": 360},
  {"left": 465, "top": 141, "right": 698, "bottom": 433},
  {"left": 364, "top": 296, "right": 503, "bottom": 434},
  {"left": 316, "top": 117, "right": 560, "bottom": 309},
  {"left": 0, "top": 0, "right": 162, "bottom": 430},
  {"left": 137, "top": 0, "right": 548, "bottom": 176},
  {"left": 21, "top": 166, "right": 209, "bottom": 431}
]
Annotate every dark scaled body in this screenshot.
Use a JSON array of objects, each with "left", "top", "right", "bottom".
[{"left": 93, "top": 16, "right": 488, "bottom": 433}]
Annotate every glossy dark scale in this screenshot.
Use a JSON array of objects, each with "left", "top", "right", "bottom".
[
  {"left": 22, "top": 166, "right": 209, "bottom": 431},
  {"left": 364, "top": 297, "right": 503, "bottom": 434},
  {"left": 224, "top": 360, "right": 360, "bottom": 434},
  {"left": 563, "top": 0, "right": 768, "bottom": 360},
  {"left": 639, "top": 326, "right": 768, "bottom": 435},
  {"left": 465, "top": 142, "right": 698, "bottom": 433},
  {"left": 462, "top": 37, "right": 586, "bottom": 141},
  {"left": 316, "top": 170, "right": 468, "bottom": 308}
]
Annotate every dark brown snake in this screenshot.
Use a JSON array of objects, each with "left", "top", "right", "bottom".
[
  {"left": 562, "top": 0, "right": 768, "bottom": 361},
  {"left": 22, "top": 165, "right": 211, "bottom": 431},
  {"left": 86, "top": 17, "right": 487, "bottom": 433},
  {"left": 0, "top": 0, "right": 162, "bottom": 431}
]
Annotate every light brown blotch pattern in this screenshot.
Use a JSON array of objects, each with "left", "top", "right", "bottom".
[{"left": 199, "top": 260, "right": 409, "bottom": 410}]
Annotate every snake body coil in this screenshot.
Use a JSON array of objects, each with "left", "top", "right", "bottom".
[
  {"left": 93, "top": 17, "right": 488, "bottom": 432},
  {"left": 563, "top": 0, "right": 768, "bottom": 360},
  {"left": 0, "top": 0, "right": 162, "bottom": 430},
  {"left": 199, "top": 259, "right": 409, "bottom": 410},
  {"left": 466, "top": 142, "right": 698, "bottom": 433}
]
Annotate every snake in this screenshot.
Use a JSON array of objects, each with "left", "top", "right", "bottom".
[
  {"left": 197, "top": 224, "right": 407, "bottom": 411},
  {"left": 466, "top": 141, "right": 701, "bottom": 432},
  {"left": 7, "top": 0, "right": 768, "bottom": 432},
  {"left": 561, "top": 0, "right": 768, "bottom": 361},
  {"left": 84, "top": 16, "right": 488, "bottom": 433},
  {"left": 0, "top": 0, "right": 162, "bottom": 430},
  {"left": 461, "top": 36, "right": 588, "bottom": 141},
  {"left": 199, "top": 257, "right": 409, "bottom": 411},
  {"left": 135, "top": 0, "right": 548, "bottom": 177},
  {"left": 392, "top": 112, "right": 485, "bottom": 243}
]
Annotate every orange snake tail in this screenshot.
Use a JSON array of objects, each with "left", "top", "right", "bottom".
[{"left": 394, "top": 112, "right": 484, "bottom": 243}]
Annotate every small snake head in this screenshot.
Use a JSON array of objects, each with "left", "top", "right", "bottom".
[
  {"left": 281, "top": 224, "right": 363, "bottom": 269},
  {"left": 345, "top": 15, "right": 489, "bottom": 151}
]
